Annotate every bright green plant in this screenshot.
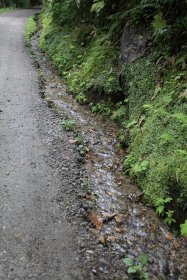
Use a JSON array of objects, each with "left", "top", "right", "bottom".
[
  {"left": 112, "top": 106, "right": 126, "bottom": 123},
  {"left": 76, "top": 93, "right": 87, "bottom": 104},
  {"left": 131, "top": 160, "right": 149, "bottom": 177},
  {"left": 155, "top": 197, "right": 172, "bottom": 216},
  {"left": 180, "top": 220, "right": 187, "bottom": 237},
  {"left": 118, "top": 130, "right": 126, "bottom": 146},
  {"left": 74, "top": 134, "right": 83, "bottom": 145},
  {"left": 126, "top": 119, "right": 137, "bottom": 129},
  {"left": 164, "top": 210, "right": 176, "bottom": 226},
  {"left": 78, "top": 144, "right": 88, "bottom": 156},
  {"left": 61, "top": 118, "right": 76, "bottom": 131},
  {"left": 0, "top": 7, "right": 13, "bottom": 14},
  {"left": 155, "top": 198, "right": 176, "bottom": 225},
  {"left": 91, "top": 103, "right": 112, "bottom": 116},
  {"left": 24, "top": 16, "right": 37, "bottom": 47},
  {"left": 80, "top": 178, "right": 91, "bottom": 192},
  {"left": 91, "top": 0, "right": 105, "bottom": 14},
  {"left": 123, "top": 254, "right": 149, "bottom": 279}
]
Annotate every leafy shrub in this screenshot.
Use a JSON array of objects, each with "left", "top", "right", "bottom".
[
  {"left": 24, "top": 16, "right": 37, "bottom": 47},
  {"left": 39, "top": 0, "right": 187, "bottom": 226},
  {"left": 67, "top": 34, "right": 121, "bottom": 98},
  {"left": 123, "top": 254, "right": 149, "bottom": 279}
]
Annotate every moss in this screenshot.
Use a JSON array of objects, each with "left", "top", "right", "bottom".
[
  {"left": 123, "top": 61, "right": 187, "bottom": 221},
  {"left": 67, "top": 34, "right": 121, "bottom": 98},
  {"left": 25, "top": 16, "right": 37, "bottom": 47}
]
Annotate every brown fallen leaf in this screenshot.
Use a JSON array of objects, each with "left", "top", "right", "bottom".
[
  {"left": 165, "top": 233, "right": 173, "bottom": 241},
  {"left": 107, "top": 236, "right": 116, "bottom": 242},
  {"left": 87, "top": 146, "right": 94, "bottom": 159},
  {"left": 85, "top": 194, "right": 97, "bottom": 201},
  {"left": 88, "top": 211, "right": 103, "bottom": 230},
  {"left": 115, "top": 214, "right": 124, "bottom": 224},
  {"left": 103, "top": 212, "right": 116, "bottom": 222},
  {"left": 90, "top": 228, "right": 99, "bottom": 236},
  {"left": 172, "top": 240, "right": 180, "bottom": 249},
  {"left": 99, "top": 235, "right": 106, "bottom": 244},
  {"left": 116, "top": 227, "right": 125, "bottom": 234}
]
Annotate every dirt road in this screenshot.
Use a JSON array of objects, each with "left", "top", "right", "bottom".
[{"left": 0, "top": 9, "right": 84, "bottom": 280}]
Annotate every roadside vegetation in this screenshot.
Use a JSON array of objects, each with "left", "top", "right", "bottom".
[
  {"left": 25, "top": 15, "right": 37, "bottom": 46},
  {"left": 0, "top": 7, "right": 13, "bottom": 13},
  {"left": 31, "top": 1, "right": 186, "bottom": 234}
]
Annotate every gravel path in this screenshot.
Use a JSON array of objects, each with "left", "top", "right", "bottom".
[{"left": 0, "top": 9, "right": 84, "bottom": 280}]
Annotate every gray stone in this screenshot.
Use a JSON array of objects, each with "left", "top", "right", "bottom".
[{"left": 120, "top": 23, "right": 148, "bottom": 65}]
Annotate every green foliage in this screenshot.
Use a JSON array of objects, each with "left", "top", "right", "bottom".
[
  {"left": 25, "top": 16, "right": 37, "bottom": 47},
  {"left": 40, "top": 7, "right": 121, "bottom": 101},
  {"left": 180, "top": 220, "right": 187, "bottom": 237},
  {"left": 112, "top": 105, "right": 126, "bottom": 123},
  {"left": 118, "top": 129, "right": 126, "bottom": 146},
  {"left": 61, "top": 118, "right": 76, "bottom": 131},
  {"left": 91, "top": 0, "right": 105, "bottom": 14},
  {"left": 91, "top": 102, "right": 112, "bottom": 116},
  {"left": 77, "top": 144, "right": 88, "bottom": 156},
  {"left": 131, "top": 160, "right": 149, "bottom": 177},
  {"left": 0, "top": 7, "right": 13, "bottom": 14},
  {"left": 155, "top": 197, "right": 172, "bottom": 216},
  {"left": 74, "top": 133, "right": 83, "bottom": 145},
  {"left": 67, "top": 34, "right": 121, "bottom": 98},
  {"left": 152, "top": 13, "right": 167, "bottom": 31},
  {"left": 123, "top": 254, "right": 149, "bottom": 279},
  {"left": 155, "top": 197, "right": 176, "bottom": 225},
  {"left": 122, "top": 58, "right": 187, "bottom": 220},
  {"left": 39, "top": 0, "right": 187, "bottom": 226},
  {"left": 76, "top": 93, "right": 87, "bottom": 104},
  {"left": 165, "top": 210, "right": 176, "bottom": 226},
  {"left": 80, "top": 178, "right": 91, "bottom": 192}
]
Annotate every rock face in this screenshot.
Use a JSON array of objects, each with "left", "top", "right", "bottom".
[{"left": 120, "top": 23, "right": 148, "bottom": 64}]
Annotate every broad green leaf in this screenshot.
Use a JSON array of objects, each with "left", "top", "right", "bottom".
[
  {"left": 142, "top": 272, "right": 149, "bottom": 279},
  {"left": 123, "top": 258, "right": 133, "bottom": 266},
  {"left": 91, "top": 1, "right": 105, "bottom": 14},
  {"left": 138, "top": 254, "right": 148, "bottom": 265},
  {"left": 156, "top": 205, "right": 164, "bottom": 215},
  {"left": 127, "top": 267, "right": 137, "bottom": 274}
]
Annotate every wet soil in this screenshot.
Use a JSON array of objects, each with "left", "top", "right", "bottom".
[{"left": 30, "top": 30, "right": 187, "bottom": 280}]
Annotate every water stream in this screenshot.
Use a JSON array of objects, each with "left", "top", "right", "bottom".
[{"left": 31, "top": 34, "right": 187, "bottom": 280}]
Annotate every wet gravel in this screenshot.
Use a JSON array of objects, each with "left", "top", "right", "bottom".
[
  {"left": 29, "top": 28, "right": 187, "bottom": 280},
  {"left": 0, "top": 9, "right": 85, "bottom": 280}
]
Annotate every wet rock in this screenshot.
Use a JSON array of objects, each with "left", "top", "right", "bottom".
[
  {"left": 92, "top": 268, "right": 97, "bottom": 275},
  {"left": 86, "top": 250, "right": 95, "bottom": 255},
  {"left": 120, "top": 23, "right": 148, "bottom": 65}
]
